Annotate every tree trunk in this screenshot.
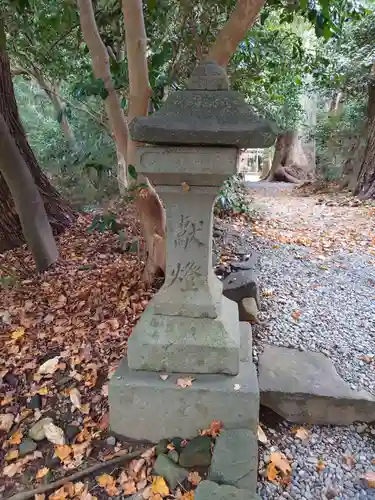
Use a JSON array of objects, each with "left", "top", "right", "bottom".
[
  {"left": 122, "top": 0, "right": 166, "bottom": 281},
  {"left": 266, "top": 131, "right": 313, "bottom": 183},
  {"left": 78, "top": 0, "right": 129, "bottom": 192},
  {"left": 0, "top": 18, "right": 74, "bottom": 253},
  {"left": 354, "top": 65, "right": 375, "bottom": 199},
  {"left": 0, "top": 112, "right": 59, "bottom": 271},
  {"left": 206, "top": 0, "right": 266, "bottom": 66}
]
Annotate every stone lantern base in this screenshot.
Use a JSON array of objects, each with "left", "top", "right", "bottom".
[{"left": 109, "top": 336, "right": 259, "bottom": 442}]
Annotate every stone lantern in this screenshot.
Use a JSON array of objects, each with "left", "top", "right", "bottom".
[{"left": 109, "top": 61, "right": 275, "bottom": 462}]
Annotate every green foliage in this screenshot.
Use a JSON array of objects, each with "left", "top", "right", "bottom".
[
  {"left": 88, "top": 213, "right": 119, "bottom": 233},
  {"left": 215, "top": 175, "right": 251, "bottom": 216}
]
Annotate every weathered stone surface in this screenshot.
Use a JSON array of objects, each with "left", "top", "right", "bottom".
[
  {"left": 222, "top": 270, "right": 260, "bottom": 309},
  {"left": 238, "top": 297, "right": 259, "bottom": 324},
  {"left": 153, "top": 454, "right": 188, "bottom": 489},
  {"left": 29, "top": 417, "right": 53, "bottom": 441},
  {"left": 230, "top": 253, "right": 258, "bottom": 272},
  {"left": 195, "top": 481, "right": 261, "bottom": 500},
  {"left": 239, "top": 322, "right": 252, "bottom": 363},
  {"left": 259, "top": 345, "right": 375, "bottom": 425},
  {"left": 109, "top": 356, "right": 259, "bottom": 442},
  {"left": 129, "top": 62, "right": 276, "bottom": 148},
  {"left": 137, "top": 147, "right": 238, "bottom": 188},
  {"left": 19, "top": 438, "right": 37, "bottom": 457},
  {"left": 209, "top": 429, "right": 257, "bottom": 491},
  {"left": 127, "top": 297, "right": 241, "bottom": 375},
  {"left": 179, "top": 436, "right": 212, "bottom": 468}
]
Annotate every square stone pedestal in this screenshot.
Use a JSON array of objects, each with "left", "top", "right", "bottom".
[{"left": 109, "top": 353, "right": 259, "bottom": 442}]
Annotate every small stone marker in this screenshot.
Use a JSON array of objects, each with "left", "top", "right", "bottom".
[{"left": 109, "top": 61, "right": 276, "bottom": 497}]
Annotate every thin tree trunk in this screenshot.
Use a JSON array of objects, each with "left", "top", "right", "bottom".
[
  {"left": 45, "top": 82, "right": 76, "bottom": 146},
  {"left": 206, "top": 0, "right": 266, "bottom": 66},
  {"left": 0, "top": 17, "right": 74, "bottom": 253},
  {"left": 0, "top": 112, "right": 59, "bottom": 271},
  {"left": 354, "top": 65, "right": 375, "bottom": 199},
  {"left": 122, "top": 0, "right": 166, "bottom": 281},
  {"left": 77, "top": 0, "right": 129, "bottom": 192}
]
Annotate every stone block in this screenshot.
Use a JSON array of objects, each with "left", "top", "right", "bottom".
[
  {"left": 259, "top": 345, "right": 375, "bottom": 425},
  {"left": 127, "top": 297, "right": 240, "bottom": 375},
  {"left": 238, "top": 298, "right": 259, "bottom": 324},
  {"left": 222, "top": 270, "right": 260, "bottom": 309},
  {"left": 109, "top": 356, "right": 259, "bottom": 442},
  {"left": 209, "top": 429, "right": 257, "bottom": 491},
  {"left": 239, "top": 322, "right": 252, "bottom": 363},
  {"left": 195, "top": 481, "right": 261, "bottom": 500}
]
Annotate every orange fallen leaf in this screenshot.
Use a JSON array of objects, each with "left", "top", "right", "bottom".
[
  {"left": 269, "top": 452, "right": 291, "bottom": 476},
  {"left": 98, "top": 412, "right": 110, "bottom": 430},
  {"left": 317, "top": 460, "right": 325, "bottom": 472},
  {"left": 96, "top": 473, "right": 120, "bottom": 496},
  {"left": 294, "top": 427, "right": 310, "bottom": 441},
  {"left": 266, "top": 461, "right": 278, "bottom": 482},
  {"left": 181, "top": 182, "right": 190, "bottom": 192},
  {"left": 188, "top": 471, "right": 201, "bottom": 485},
  {"left": 151, "top": 476, "right": 169, "bottom": 496},
  {"left": 48, "top": 486, "right": 69, "bottom": 500},
  {"left": 36, "top": 467, "right": 50, "bottom": 479},
  {"left": 9, "top": 430, "right": 22, "bottom": 445},
  {"left": 292, "top": 311, "right": 302, "bottom": 321},
  {"left": 54, "top": 445, "right": 72, "bottom": 461},
  {"left": 11, "top": 327, "right": 25, "bottom": 340},
  {"left": 362, "top": 471, "right": 375, "bottom": 488},
  {"left": 181, "top": 492, "right": 195, "bottom": 499}
]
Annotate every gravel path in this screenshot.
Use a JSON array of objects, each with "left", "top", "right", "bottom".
[{"left": 216, "top": 181, "right": 375, "bottom": 500}]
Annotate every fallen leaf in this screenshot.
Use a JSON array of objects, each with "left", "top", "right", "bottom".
[
  {"left": 209, "top": 419, "right": 222, "bottom": 437},
  {"left": 5, "top": 449, "right": 19, "bottom": 461},
  {"left": 9, "top": 430, "right": 22, "bottom": 445},
  {"left": 96, "top": 473, "right": 120, "bottom": 496},
  {"left": 35, "top": 495, "right": 45, "bottom": 500},
  {"left": 98, "top": 412, "right": 110, "bottom": 430},
  {"left": 233, "top": 384, "right": 241, "bottom": 391},
  {"left": 317, "top": 460, "right": 325, "bottom": 472},
  {"left": 294, "top": 427, "right": 310, "bottom": 441},
  {"left": 181, "top": 182, "right": 190, "bottom": 192},
  {"left": 176, "top": 377, "right": 194, "bottom": 388},
  {"left": 181, "top": 492, "right": 195, "bottom": 500},
  {"left": 38, "top": 357, "right": 60, "bottom": 375},
  {"left": 291, "top": 311, "right": 302, "bottom": 321},
  {"left": 44, "top": 422, "right": 65, "bottom": 445},
  {"left": 36, "top": 467, "right": 50, "bottom": 479},
  {"left": 1, "top": 396, "right": 13, "bottom": 405},
  {"left": 151, "top": 476, "right": 169, "bottom": 496},
  {"left": 37, "top": 386, "right": 49, "bottom": 395},
  {"left": 266, "top": 461, "right": 278, "bottom": 482},
  {"left": 269, "top": 452, "right": 291, "bottom": 476},
  {"left": 3, "top": 461, "right": 24, "bottom": 477},
  {"left": 69, "top": 388, "right": 81, "bottom": 410},
  {"left": 262, "top": 288, "right": 274, "bottom": 297},
  {"left": 48, "top": 486, "right": 68, "bottom": 500},
  {"left": 188, "top": 471, "right": 202, "bottom": 485},
  {"left": 160, "top": 374, "right": 169, "bottom": 381},
  {"left": 0, "top": 413, "right": 14, "bottom": 432},
  {"left": 54, "top": 445, "right": 72, "bottom": 461},
  {"left": 362, "top": 471, "right": 375, "bottom": 488},
  {"left": 11, "top": 327, "right": 25, "bottom": 340},
  {"left": 359, "top": 355, "right": 374, "bottom": 364},
  {"left": 122, "top": 479, "right": 137, "bottom": 495},
  {"left": 257, "top": 425, "right": 268, "bottom": 444}
]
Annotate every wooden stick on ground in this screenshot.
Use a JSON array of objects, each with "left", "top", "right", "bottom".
[{"left": 6, "top": 447, "right": 149, "bottom": 500}]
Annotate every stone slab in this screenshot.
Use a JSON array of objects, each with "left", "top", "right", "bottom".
[
  {"left": 195, "top": 481, "right": 261, "bottom": 500},
  {"left": 109, "top": 356, "right": 259, "bottom": 442},
  {"left": 222, "top": 270, "right": 260, "bottom": 309},
  {"left": 127, "top": 297, "right": 240, "bottom": 375},
  {"left": 208, "top": 429, "right": 257, "bottom": 491},
  {"left": 259, "top": 345, "right": 375, "bottom": 425},
  {"left": 239, "top": 322, "right": 252, "bottom": 363}
]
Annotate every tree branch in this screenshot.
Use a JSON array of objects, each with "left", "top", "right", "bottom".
[{"left": 206, "top": 0, "right": 266, "bottom": 67}]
